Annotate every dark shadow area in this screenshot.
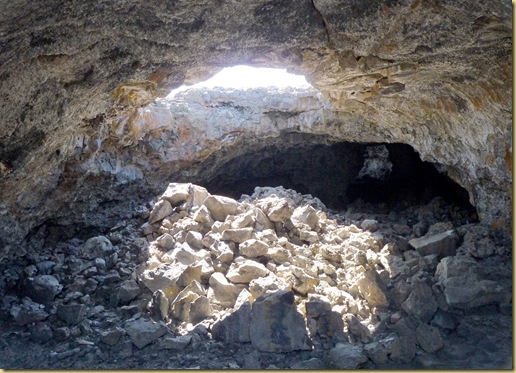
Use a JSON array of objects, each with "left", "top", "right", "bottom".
[{"left": 204, "top": 139, "right": 476, "bottom": 216}]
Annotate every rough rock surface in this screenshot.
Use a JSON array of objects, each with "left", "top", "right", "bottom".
[{"left": 0, "top": 0, "right": 511, "bottom": 252}]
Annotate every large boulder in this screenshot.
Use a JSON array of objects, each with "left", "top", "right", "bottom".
[
  {"left": 401, "top": 281, "right": 438, "bottom": 323},
  {"left": 409, "top": 230, "right": 459, "bottom": 258},
  {"left": 124, "top": 319, "right": 169, "bottom": 349},
  {"left": 22, "top": 275, "right": 62, "bottom": 304},
  {"left": 249, "top": 290, "right": 311, "bottom": 352},
  {"left": 203, "top": 195, "right": 240, "bottom": 222}
]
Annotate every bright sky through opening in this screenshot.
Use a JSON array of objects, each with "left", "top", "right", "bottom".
[{"left": 167, "top": 65, "right": 311, "bottom": 98}]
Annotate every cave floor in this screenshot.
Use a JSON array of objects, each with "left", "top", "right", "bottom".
[{"left": 0, "top": 186, "right": 512, "bottom": 370}]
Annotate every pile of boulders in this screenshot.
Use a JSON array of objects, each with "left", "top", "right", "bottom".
[
  {"left": 134, "top": 182, "right": 512, "bottom": 366},
  {"left": 0, "top": 182, "right": 511, "bottom": 369}
]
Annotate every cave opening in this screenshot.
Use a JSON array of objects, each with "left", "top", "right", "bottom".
[
  {"left": 202, "top": 134, "right": 477, "bottom": 221},
  {"left": 167, "top": 65, "right": 311, "bottom": 98}
]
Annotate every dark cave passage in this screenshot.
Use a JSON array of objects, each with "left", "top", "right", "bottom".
[{"left": 203, "top": 138, "right": 477, "bottom": 217}]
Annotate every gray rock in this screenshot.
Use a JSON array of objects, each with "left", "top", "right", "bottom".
[
  {"left": 435, "top": 255, "right": 480, "bottom": 282},
  {"left": 290, "top": 358, "right": 324, "bottom": 369},
  {"left": 430, "top": 309, "right": 459, "bottom": 331},
  {"left": 36, "top": 261, "right": 56, "bottom": 275},
  {"left": 100, "top": 327, "right": 125, "bottom": 345},
  {"left": 53, "top": 327, "right": 71, "bottom": 341},
  {"left": 10, "top": 298, "right": 48, "bottom": 325},
  {"left": 149, "top": 199, "right": 174, "bottom": 224},
  {"left": 305, "top": 297, "right": 332, "bottom": 318},
  {"left": 367, "top": 333, "right": 417, "bottom": 364},
  {"left": 30, "top": 322, "right": 53, "bottom": 343},
  {"left": 408, "top": 230, "right": 458, "bottom": 258},
  {"left": 250, "top": 290, "right": 311, "bottom": 352},
  {"left": 415, "top": 323, "right": 444, "bottom": 353},
  {"left": 80, "top": 236, "right": 115, "bottom": 260},
  {"left": 346, "top": 314, "right": 373, "bottom": 343},
  {"left": 57, "top": 303, "right": 88, "bottom": 325},
  {"left": 361, "top": 219, "right": 379, "bottom": 232},
  {"left": 440, "top": 276, "right": 511, "bottom": 309},
  {"left": 212, "top": 301, "right": 252, "bottom": 343},
  {"left": 402, "top": 281, "right": 437, "bottom": 323},
  {"left": 113, "top": 279, "right": 142, "bottom": 305},
  {"left": 204, "top": 195, "right": 240, "bottom": 222},
  {"left": 316, "top": 310, "right": 345, "bottom": 338},
  {"left": 124, "top": 318, "right": 169, "bottom": 349},
  {"left": 23, "top": 274, "right": 62, "bottom": 303},
  {"left": 326, "top": 343, "right": 368, "bottom": 369},
  {"left": 158, "top": 335, "right": 192, "bottom": 350}
]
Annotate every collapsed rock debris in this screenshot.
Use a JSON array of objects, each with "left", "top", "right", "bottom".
[{"left": 0, "top": 183, "right": 512, "bottom": 369}]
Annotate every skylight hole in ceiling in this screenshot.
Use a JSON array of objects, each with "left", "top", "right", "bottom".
[{"left": 166, "top": 65, "right": 312, "bottom": 99}]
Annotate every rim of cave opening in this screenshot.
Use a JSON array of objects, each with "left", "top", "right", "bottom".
[{"left": 158, "top": 64, "right": 478, "bottom": 222}]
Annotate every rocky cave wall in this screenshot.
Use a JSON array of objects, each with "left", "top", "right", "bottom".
[{"left": 0, "top": 0, "right": 512, "bottom": 250}]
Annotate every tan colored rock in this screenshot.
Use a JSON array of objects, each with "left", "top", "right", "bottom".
[
  {"left": 291, "top": 205, "right": 319, "bottom": 230},
  {"left": 193, "top": 205, "right": 215, "bottom": 228},
  {"left": 231, "top": 211, "right": 256, "bottom": 229},
  {"left": 248, "top": 274, "right": 290, "bottom": 298},
  {"left": 226, "top": 260, "right": 269, "bottom": 284},
  {"left": 161, "top": 183, "right": 191, "bottom": 206},
  {"left": 156, "top": 233, "right": 175, "bottom": 250},
  {"left": 357, "top": 270, "right": 389, "bottom": 308},
  {"left": 207, "top": 272, "right": 245, "bottom": 308},
  {"left": 185, "top": 231, "right": 203, "bottom": 250},
  {"left": 239, "top": 239, "right": 269, "bottom": 258},
  {"left": 149, "top": 199, "right": 173, "bottom": 224},
  {"left": 267, "top": 246, "right": 292, "bottom": 264},
  {"left": 221, "top": 227, "right": 253, "bottom": 243},
  {"left": 299, "top": 229, "right": 319, "bottom": 243},
  {"left": 166, "top": 243, "right": 210, "bottom": 265},
  {"left": 265, "top": 199, "right": 292, "bottom": 222},
  {"left": 203, "top": 195, "right": 240, "bottom": 222}
]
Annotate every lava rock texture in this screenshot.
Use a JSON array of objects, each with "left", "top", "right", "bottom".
[{"left": 0, "top": 0, "right": 512, "bottom": 250}]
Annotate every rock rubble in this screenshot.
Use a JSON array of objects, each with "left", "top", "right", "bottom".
[{"left": 0, "top": 183, "right": 511, "bottom": 369}]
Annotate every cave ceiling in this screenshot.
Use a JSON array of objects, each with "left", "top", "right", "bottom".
[{"left": 0, "top": 0, "right": 512, "bottom": 247}]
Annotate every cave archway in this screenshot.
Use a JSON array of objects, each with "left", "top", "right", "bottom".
[{"left": 200, "top": 132, "right": 477, "bottom": 218}]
